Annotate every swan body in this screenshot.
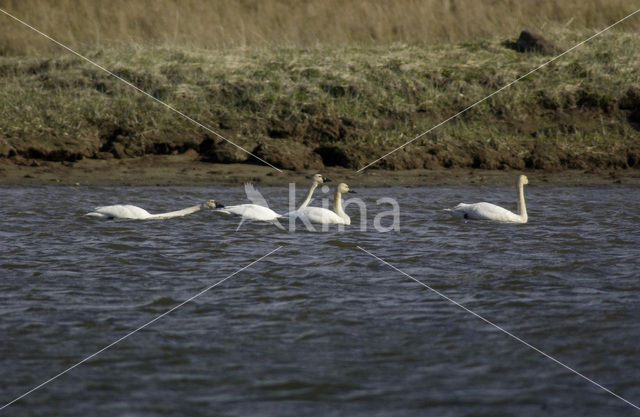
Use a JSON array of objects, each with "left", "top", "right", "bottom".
[
  {"left": 86, "top": 200, "right": 220, "bottom": 220},
  {"left": 291, "top": 183, "right": 355, "bottom": 225},
  {"left": 445, "top": 175, "right": 529, "bottom": 223},
  {"left": 214, "top": 183, "right": 284, "bottom": 229},
  {"left": 295, "top": 206, "right": 347, "bottom": 224},
  {"left": 215, "top": 177, "right": 329, "bottom": 228},
  {"left": 446, "top": 202, "right": 524, "bottom": 222},
  {"left": 216, "top": 204, "right": 282, "bottom": 221}
]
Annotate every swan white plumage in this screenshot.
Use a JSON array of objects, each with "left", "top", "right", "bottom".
[
  {"left": 291, "top": 183, "right": 355, "bottom": 225},
  {"left": 86, "top": 199, "right": 220, "bottom": 220},
  {"left": 215, "top": 183, "right": 283, "bottom": 227},
  {"left": 285, "top": 173, "right": 332, "bottom": 218},
  {"left": 295, "top": 173, "right": 331, "bottom": 210},
  {"left": 215, "top": 174, "right": 330, "bottom": 228},
  {"left": 445, "top": 174, "right": 529, "bottom": 223}
]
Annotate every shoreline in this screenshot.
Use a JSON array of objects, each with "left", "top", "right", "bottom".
[
  {"left": 2, "top": 37, "right": 640, "bottom": 177},
  {"left": 2, "top": 152, "right": 639, "bottom": 187}
]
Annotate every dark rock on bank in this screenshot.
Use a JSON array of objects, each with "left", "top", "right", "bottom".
[{"left": 503, "top": 31, "right": 555, "bottom": 55}]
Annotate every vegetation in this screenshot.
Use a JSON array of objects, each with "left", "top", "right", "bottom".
[
  {"left": 0, "top": 1, "right": 639, "bottom": 170},
  {"left": 1, "top": 0, "right": 639, "bottom": 53}
]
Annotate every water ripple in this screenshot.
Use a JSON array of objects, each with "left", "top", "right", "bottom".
[{"left": 1, "top": 185, "right": 639, "bottom": 416}]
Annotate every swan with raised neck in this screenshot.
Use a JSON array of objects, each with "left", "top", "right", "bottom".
[
  {"left": 293, "top": 182, "right": 355, "bottom": 225},
  {"left": 332, "top": 182, "right": 354, "bottom": 225},
  {"left": 297, "top": 173, "right": 331, "bottom": 210},
  {"left": 445, "top": 175, "right": 529, "bottom": 223},
  {"left": 515, "top": 174, "right": 528, "bottom": 223}
]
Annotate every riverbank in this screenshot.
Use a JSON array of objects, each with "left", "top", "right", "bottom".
[
  {"left": 1, "top": 29, "right": 640, "bottom": 175},
  {"left": 2, "top": 151, "right": 639, "bottom": 187}
]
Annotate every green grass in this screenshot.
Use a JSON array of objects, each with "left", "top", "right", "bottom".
[{"left": 1, "top": 29, "right": 639, "bottom": 169}]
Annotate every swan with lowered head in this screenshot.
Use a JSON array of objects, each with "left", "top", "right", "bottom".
[
  {"left": 445, "top": 174, "right": 529, "bottom": 223},
  {"left": 214, "top": 183, "right": 282, "bottom": 224},
  {"left": 292, "top": 182, "right": 355, "bottom": 225},
  {"left": 86, "top": 200, "right": 221, "bottom": 220}
]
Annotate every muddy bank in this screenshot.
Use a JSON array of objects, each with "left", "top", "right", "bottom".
[
  {"left": 4, "top": 133, "right": 640, "bottom": 172},
  {"left": 2, "top": 36, "right": 640, "bottom": 176},
  {"left": 2, "top": 130, "right": 640, "bottom": 182},
  {"left": 2, "top": 150, "right": 639, "bottom": 187},
  {"left": 2, "top": 83, "right": 640, "bottom": 172}
]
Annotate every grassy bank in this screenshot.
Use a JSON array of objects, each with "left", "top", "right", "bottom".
[
  {"left": 1, "top": 1, "right": 638, "bottom": 53},
  {"left": 1, "top": 29, "right": 639, "bottom": 171}
]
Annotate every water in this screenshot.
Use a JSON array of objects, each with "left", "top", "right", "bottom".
[{"left": 1, "top": 184, "right": 639, "bottom": 416}]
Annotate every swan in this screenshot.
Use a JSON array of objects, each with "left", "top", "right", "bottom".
[
  {"left": 218, "top": 174, "right": 330, "bottom": 222},
  {"left": 284, "top": 173, "right": 332, "bottom": 218},
  {"left": 215, "top": 183, "right": 283, "bottom": 227},
  {"left": 291, "top": 183, "right": 355, "bottom": 225},
  {"left": 295, "top": 173, "right": 332, "bottom": 210},
  {"left": 445, "top": 174, "right": 529, "bottom": 223},
  {"left": 86, "top": 200, "right": 221, "bottom": 220}
]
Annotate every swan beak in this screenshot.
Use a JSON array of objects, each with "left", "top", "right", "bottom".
[
  {"left": 323, "top": 177, "right": 332, "bottom": 182},
  {"left": 215, "top": 202, "right": 225, "bottom": 208},
  {"left": 348, "top": 190, "right": 357, "bottom": 194}
]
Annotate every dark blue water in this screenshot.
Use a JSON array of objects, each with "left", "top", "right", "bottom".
[{"left": 1, "top": 184, "right": 639, "bottom": 416}]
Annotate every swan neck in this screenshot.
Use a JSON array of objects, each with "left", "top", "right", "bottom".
[
  {"left": 149, "top": 204, "right": 202, "bottom": 219},
  {"left": 298, "top": 181, "right": 318, "bottom": 209},
  {"left": 517, "top": 182, "right": 527, "bottom": 222},
  {"left": 333, "top": 189, "right": 345, "bottom": 217}
]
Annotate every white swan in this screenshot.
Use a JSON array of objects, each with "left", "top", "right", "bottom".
[
  {"left": 86, "top": 200, "right": 220, "bottom": 220},
  {"left": 215, "top": 183, "right": 283, "bottom": 225},
  {"left": 445, "top": 174, "right": 529, "bottom": 223},
  {"left": 217, "top": 174, "right": 330, "bottom": 221},
  {"left": 292, "top": 183, "right": 355, "bottom": 225},
  {"left": 295, "top": 173, "right": 332, "bottom": 210},
  {"left": 284, "top": 173, "right": 332, "bottom": 218}
]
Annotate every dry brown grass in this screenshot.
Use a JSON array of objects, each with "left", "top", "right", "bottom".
[{"left": 1, "top": 0, "right": 639, "bottom": 54}]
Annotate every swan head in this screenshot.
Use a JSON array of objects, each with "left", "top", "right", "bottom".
[
  {"left": 518, "top": 175, "right": 529, "bottom": 186},
  {"left": 204, "top": 199, "right": 225, "bottom": 209},
  {"left": 337, "top": 183, "right": 356, "bottom": 194},
  {"left": 311, "top": 173, "right": 331, "bottom": 184}
]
